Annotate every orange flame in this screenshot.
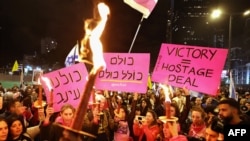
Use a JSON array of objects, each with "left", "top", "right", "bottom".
[{"left": 88, "top": 2, "right": 110, "bottom": 73}]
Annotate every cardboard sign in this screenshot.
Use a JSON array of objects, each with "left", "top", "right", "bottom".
[
  {"left": 152, "top": 43, "right": 228, "bottom": 95},
  {"left": 41, "top": 63, "right": 88, "bottom": 112},
  {"left": 95, "top": 53, "right": 150, "bottom": 93}
]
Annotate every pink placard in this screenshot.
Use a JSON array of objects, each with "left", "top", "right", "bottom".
[
  {"left": 152, "top": 43, "right": 228, "bottom": 95},
  {"left": 95, "top": 53, "right": 150, "bottom": 93},
  {"left": 41, "top": 63, "right": 88, "bottom": 112}
]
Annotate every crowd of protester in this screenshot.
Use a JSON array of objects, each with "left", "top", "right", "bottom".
[{"left": 0, "top": 82, "right": 250, "bottom": 141}]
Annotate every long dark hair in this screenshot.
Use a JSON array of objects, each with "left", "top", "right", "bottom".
[
  {"left": 0, "top": 116, "right": 8, "bottom": 141},
  {"left": 140, "top": 98, "right": 151, "bottom": 116},
  {"left": 120, "top": 105, "right": 128, "bottom": 121},
  {"left": 147, "top": 110, "right": 158, "bottom": 127},
  {"left": 6, "top": 114, "right": 26, "bottom": 139}
]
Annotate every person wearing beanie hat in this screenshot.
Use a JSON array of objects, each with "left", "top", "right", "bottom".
[{"left": 204, "top": 105, "right": 218, "bottom": 126}]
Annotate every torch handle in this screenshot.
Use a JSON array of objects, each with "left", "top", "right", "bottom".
[
  {"left": 70, "top": 67, "right": 103, "bottom": 130},
  {"left": 165, "top": 102, "right": 171, "bottom": 119},
  {"left": 49, "top": 89, "right": 54, "bottom": 107},
  {"left": 38, "top": 85, "right": 43, "bottom": 106}
]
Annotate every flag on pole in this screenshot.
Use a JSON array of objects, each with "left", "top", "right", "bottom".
[
  {"left": 19, "top": 66, "right": 24, "bottom": 89},
  {"left": 12, "top": 60, "right": 19, "bottom": 72},
  {"left": 65, "top": 44, "right": 79, "bottom": 67},
  {"left": 229, "top": 70, "right": 237, "bottom": 101},
  {"left": 124, "top": 0, "right": 158, "bottom": 19}
]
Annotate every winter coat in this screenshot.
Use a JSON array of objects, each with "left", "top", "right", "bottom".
[{"left": 133, "top": 123, "right": 160, "bottom": 141}]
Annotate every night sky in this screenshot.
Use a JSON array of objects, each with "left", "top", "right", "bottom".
[{"left": 0, "top": 0, "right": 249, "bottom": 71}]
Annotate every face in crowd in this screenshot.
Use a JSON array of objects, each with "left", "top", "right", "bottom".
[
  {"left": 118, "top": 107, "right": 126, "bottom": 120},
  {"left": 170, "top": 107, "right": 176, "bottom": 117},
  {"left": 195, "top": 97, "right": 202, "bottom": 106},
  {"left": 7, "top": 115, "right": 26, "bottom": 140},
  {"left": 217, "top": 104, "right": 234, "bottom": 124},
  {"left": 10, "top": 101, "right": 26, "bottom": 116},
  {"left": 170, "top": 104, "right": 180, "bottom": 117},
  {"left": 175, "top": 89, "right": 182, "bottom": 97},
  {"left": 245, "top": 102, "right": 250, "bottom": 111},
  {"left": 206, "top": 97, "right": 212, "bottom": 105},
  {"left": 163, "top": 121, "right": 180, "bottom": 140},
  {"left": 95, "top": 94, "right": 106, "bottom": 111},
  {"left": 0, "top": 119, "right": 8, "bottom": 141},
  {"left": 163, "top": 123, "right": 171, "bottom": 139},
  {"left": 205, "top": 125, "right": 224, "bottom": 141},
  {"left": 135, "top": 108, "right": 141, "bottom": 116},
  {"left": 10, "top": 120, "right": 23, "bottom": 139},
  {"left": 60, "top": 104, "right": 75, "bottom": 126},
  {"left": 145, "top": 110, "right": 157, "bottom": 126},
  {"left": 191, "top": 108, "right": 205, "bottom": 125},
  {"left": 141, "top": 100, "right": 147, "bottom": 108}
]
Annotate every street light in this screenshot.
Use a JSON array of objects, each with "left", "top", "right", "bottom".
[
  {"left": 211, "top": 9, "right": 250, "bottom": 71},
  {"left": 211, "top": 9, "right": 222, "bottom": 19},
  {"left": 244, "top": 10, "right": 250, "bottom": 16}
]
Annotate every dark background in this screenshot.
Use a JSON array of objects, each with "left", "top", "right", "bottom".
[{"left": 0, "top": 0, "right": 249, "bottom": 72}]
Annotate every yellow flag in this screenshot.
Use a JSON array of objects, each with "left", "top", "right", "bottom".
[
  {"left": 12, "top": 60, "right": 19, "bottom": 72},
  {"left": 148, "top": 75, "right": 152, "bottom": 89}
]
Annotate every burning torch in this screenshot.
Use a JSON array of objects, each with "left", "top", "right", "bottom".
[
  {"left": 33, "top": 77, "right": 46, "bottom": 109},
  {"left": 41, "top": 76, "right": 54, "bottom": 107},
  {"left": 56, "top": 1, "right": 110, "bottom": 140},
  {"left": 159, "top": 83, "right": 178, "bottom": 122}
]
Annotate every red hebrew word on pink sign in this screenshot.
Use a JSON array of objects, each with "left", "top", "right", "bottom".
[{"left": 152, "top": 43, "right": 228, "bottom": 96}]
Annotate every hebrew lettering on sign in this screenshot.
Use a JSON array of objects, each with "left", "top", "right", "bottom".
[
  {"left": 56, "top": 89, "right": 81, "bottom": 104},
  {"left": 41, "top": 63, "right": 88, "bottom": 112},
  {"left": 110, "top": 55, "right": 134, "bottom": 65},
  {"left": 95, "top": 53, "right": 150, "bottom": 93}
]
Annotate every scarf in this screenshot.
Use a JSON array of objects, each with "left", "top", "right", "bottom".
[
  {"left": 189, "top": 123, "right": 206, "bottom": 137},
  {"left": 55, "top": 116, "right": 71, "bottom": 127}
]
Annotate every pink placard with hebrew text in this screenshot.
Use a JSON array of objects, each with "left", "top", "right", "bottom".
[
  {"left": 152, "top": 43, "right": 228, "bottom": 95},
  {"left": 41, "top": 63, "right": 88, "bottom": 112},
  {"left": 95, "top": 53, "right": 150, "bottom": 93}
]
